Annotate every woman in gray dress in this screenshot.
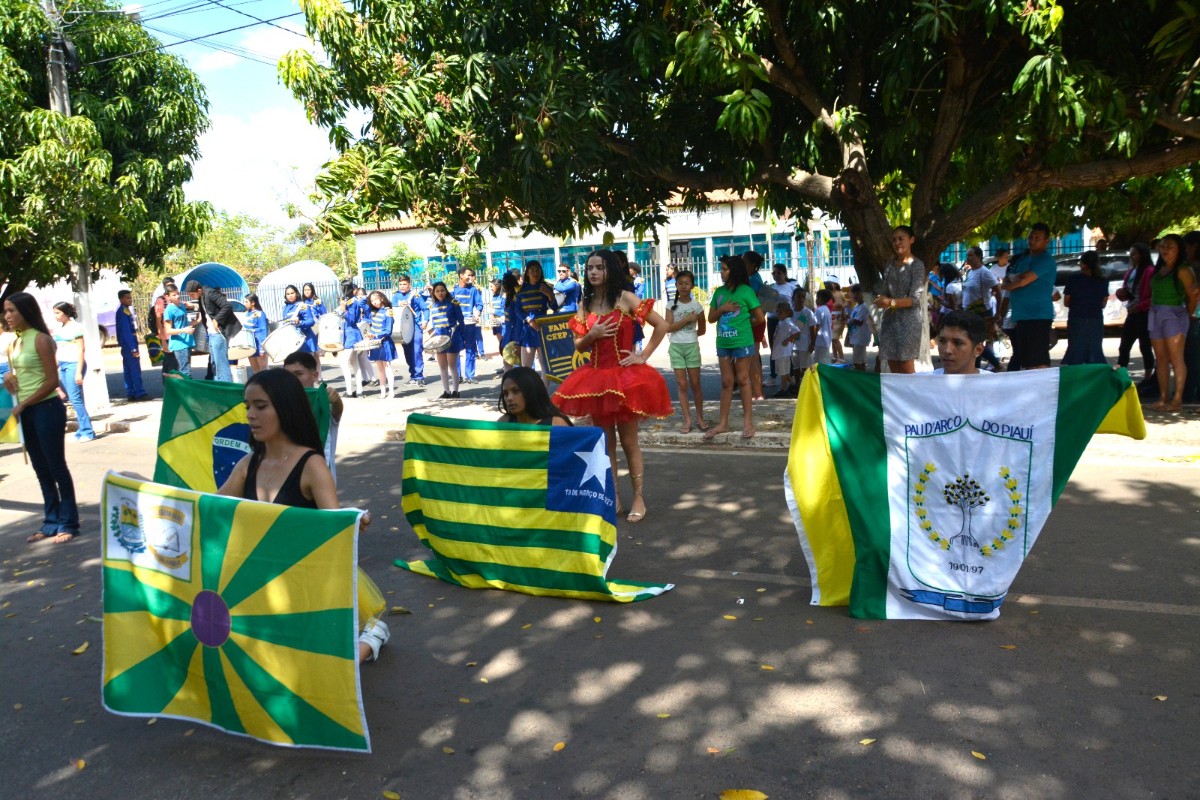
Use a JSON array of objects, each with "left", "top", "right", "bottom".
[{"left": 873, "top": 225, "right": 926, "bottom": 373}]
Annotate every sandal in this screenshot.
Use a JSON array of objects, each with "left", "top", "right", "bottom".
[
  {"left": 626, "top": 473, "right": 646, "bottom": 523},
  {"left": 50, "top": 532, "right": 77, "bottom": 544},
  {"left": 26, "top": 532, "right": 49, "bottom": 544}
]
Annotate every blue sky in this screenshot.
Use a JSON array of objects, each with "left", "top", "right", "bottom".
[{"left": 134, "top": 0, "right": 342, "bottom": 228}]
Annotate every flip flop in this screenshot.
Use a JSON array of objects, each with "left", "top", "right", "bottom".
[
  {"left": 50, "top": 532, "right": 77, "bottom": 544},
  {"left": 26, "top": 532, "right": 49, "bottom": 544}
]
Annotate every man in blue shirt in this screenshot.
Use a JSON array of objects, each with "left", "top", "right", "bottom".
[
  {"left": 1000, "top": 223, "right": 1057, "bottom": 370},
  {"left": 115, "top": 290, "right": 149, "bottom": 401},
  {"left": 452, "top": 267, "right": 484, "bottom": 383},
  {"left": 552, "top": 262, "right": 581, "bottom": 313},
  {"left": 664, "top": 264, "right": 677, "bottom": 305},
  {"left": 391, "top": 274, "right": 427, "bottom": 385}
]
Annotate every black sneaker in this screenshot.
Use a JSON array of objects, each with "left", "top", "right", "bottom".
[
  {"left": 439, "top": 391, "right": 450, "bottom": 399},
  {"left": 450, "top": 391, "right": 461, "bottom": 399}
]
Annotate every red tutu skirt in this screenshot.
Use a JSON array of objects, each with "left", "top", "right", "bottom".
[{"left": 553, "top": 363, "right": 674, "bottom": 427}]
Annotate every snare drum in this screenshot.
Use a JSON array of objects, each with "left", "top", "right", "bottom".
[
  {"left": 226, "top": 328, "right": 257, "bottom": 359},
  {"left": 318, "top": 314, "right": 345, "bottom": 352},
  {"left": 263, "top": 324, "right": 305, "bottom": 363},
  {"left": 423, "top": 334, "right": 452, "bottom": 353},
  {"left": 354, "top": 339, "right": 378, "bottom": 352},
  {"left": 397, "top": 305, "right": 415, "bottom": 345}
]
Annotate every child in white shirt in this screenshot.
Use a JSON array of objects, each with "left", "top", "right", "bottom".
[
  {"left": 788, "top": 287, "right": 819, "bottom": 395},
  {"left": 813, "top": 288, "right": 834, "bottom": 365},
  {"left": 844, "top": 284, "right": 872, "bottom": 371},
  {"left": 770, "top": 302, "right": 802, "bottom": 397}
]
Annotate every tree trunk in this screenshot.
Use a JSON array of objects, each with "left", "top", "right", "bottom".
[{"left": 830, "top": 167, "right": 894, "bottom": 292}]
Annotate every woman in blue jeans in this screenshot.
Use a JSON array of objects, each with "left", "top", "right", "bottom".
[
  {"left": 3, "top": 293, "right": 80, "bottom": 543},
  {"left": 51, "top": 302, "right": 95, "bottom": 441}
]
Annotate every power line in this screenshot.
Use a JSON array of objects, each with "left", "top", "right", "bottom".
[
  {"left": 204, "top": 0, "right": 306, "bottom": 37},
  {"left": 143, "top": 23, "right": 279, "bottom": 66},
  {"left": 83, "top": 11, "right": 305, "bottom": 66}
]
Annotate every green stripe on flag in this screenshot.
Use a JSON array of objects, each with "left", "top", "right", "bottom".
[
  {"left": 818, "top": 366, "right": 890, "bottom": 620},
  {"left": 103, "top": 566, "right": 195, "bottom": 621},
  {"left": 203, "top": 645, "right": 245, "bottom": 734},
  {"left": 218, "top": 507, "right": 350, "bottom": 610},
  {"left": 1053, "top": 365, "right": 1132, "bottom": 503},
  {"left": 403, "top": 441, "right": 546, "bottom": 470},
  {"left": 229, "top": 610, "right": 355, "bottom": 660},
  {"left": 104, "top": 629, "right": 198, "bottom": 713},
  {"left": 221, "top": 637, "right": 367, "bottom": 750},
  {"left": 401, "top": 552, "right": 611, "bottom": 594},
  {"left": 403, "top": 478, "right": 546, "bottom": 510},
  {"left": 405, "top": 508, "right": 613, "bottom": 559}
]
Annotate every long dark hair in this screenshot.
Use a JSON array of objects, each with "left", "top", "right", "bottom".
[
  {"left": 522, "top": 260, "right": 544, "bottom": 286},
  {"left": 498, "top": 366, "right": 571, "bottom": 424},
  {"left": 429, "top": 282, "right": 450, "bottom": 304},
  {"left": 1129, "top": 242, "right": 1152, "bottom": 270},
  {"left": 1155, "top": 233, "right": 1186, "bottom": 292},
  {"left": 284, "top": 284, "right": 301, "bottom": 304},
  {"left": 720, "top": 254, "right": 750, "bottom": 290},
  {"left": 244, "top": 368, "right": 323, "bottom": 458},
  {"left": 367, "top": 290, "right": 393, "bottom": 309},
  {"left": 4, "top": 292, "right": 51, "bottom": 335},
  {"left": 302, "top": 282, "right": 320, "bottom": 303},
  {"left": 245, "top": 292, "right": 262, "bottom": 311},
  {"left": 503, "top": 272, "right": 520, "bottom": 301},
  {"left": 581, "top": 249, "right": 627, "bottom": 311}
]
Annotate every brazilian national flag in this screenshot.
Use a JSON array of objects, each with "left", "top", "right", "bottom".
[{"left": 154, "top": 379, "right": 331, "bottom": 493}]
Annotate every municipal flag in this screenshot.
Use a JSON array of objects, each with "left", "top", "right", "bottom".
[
  {"left": 101, "top": 472, "right": 370, "bottom": 751},
  {"left": 397, "top": 415, "right": 673, "bottom": 602},
  {"left": 785, "top": 365, "right": 1145, "bottom": 621},
  {"left": 154, "top": 378, "right": 330, "bottom": 493}
]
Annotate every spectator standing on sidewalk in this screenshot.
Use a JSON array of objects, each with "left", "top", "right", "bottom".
[
  {"left": 1000, "top": 223, "right": 1057, "bottom": 370},
  {"left": 115, "top": 290, "right": 149, "bottom": 402},
  {"left": 1116, "top": 242, "right": 1157, "bottom": 391},
  {"left": 185, "top": 280, "right": 243, "bottom": 383}
]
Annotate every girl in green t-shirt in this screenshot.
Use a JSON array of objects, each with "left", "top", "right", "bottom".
[{"left": 706, "top": 254, "right": 765, "bottom": 440}]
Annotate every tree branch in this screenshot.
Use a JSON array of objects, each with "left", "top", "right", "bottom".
[
  {"left": 925, "top": 139, "right": 1200, "bottom": 252},
  {"left": 760, "top": 0, "right": 833, "bottom": 128},
  {"left": 1155, "top": 112, "right": 1200, "bottom": 141}
]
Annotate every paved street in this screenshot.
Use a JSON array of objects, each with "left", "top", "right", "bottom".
[{"left": 1, "top": 348, "right": 1196, "bottom": 800}]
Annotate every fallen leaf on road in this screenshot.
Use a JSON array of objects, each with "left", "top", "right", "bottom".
[
  {"left": 756, "top": 588, "right": 766, "bottom": 592},
  {"left": 1029, "top": 610, "right": 1039, "bottom": 615},
  {"left": 719, "top": 791, "right": 768, "bottom": 800},
  {"left": 753, "top": 617, "right": 765, "bottom": 622},
  {"left": 442, "top": 746, "right": 455, "bottom": 755},
  {"left": 760, "top": 665, "right": 774, "bottom": 671},
  {"left": 63, "top": 584, "right": 76, "bottom": 590},
  {"left": 521, "top": 623, "right": 532, "bottom": 629},
  {"left": 382, "top": 791, "right": 401, "bottom": 800},
  {"left": 465, "top": 662, "right": 477, "bottom": 667},
  {"left": 427, "top": 603, "right": 435, "bottom": 608},
  {"left": 75, "top": 759, "right": 86, "bottom": 770},
  {"left": 594, "top": 616, "right": 602, "bottom": 623},
  {"left": 1153, "top": 695, "right": 1167, "bottom": 701},
  {"left": 480, "top": 678, "right": 488, "bottom": 683},
  {"left": 998, "top": 645, "right": 1017, "bottom": 650},
  {"left": 657, "top": 713, "right": 671, "bottom": 719},
  {"left": 722, "top": 615, "right": 737, "bottom": 620},
  {"left": 388, "top": 606, "right": 413, "bottom": 615},
  {"left": 805, "top": 620, "right": 814, "bottom": 624},
  {"left": 458, "top": 698, "right": 470, "bottom": 704},
  {"left": 707, "top": 747, "right": 721, "bottom": 754},
  {"left": 854, "top": 626, "right": 871, "bottom": 633},
  {"left": 73, "top": 720, "right": 85, "bottom": 725},
  {"left": 971, "top": 751, "right": 987, "bottom": 760},
  {"left": 184, "top": 729, "right": 194, "bottom": 736},
  {"left": 13, "top": 704, "right": 22, "bottom": 710},
  {"left": 147, "top": 718, "right": 157, "bottom": 725},
  {"left": 5, "top": 614, "right": 16, "bottom": 619},
  {"left": 859, "top": 738, "right": 876, "bottom": 746},
  {"left": 553, "top": 741, "right": 566, "bottom": 752},
  {"left": 72, "top": 641, "right": 89, "bottom": 655}
]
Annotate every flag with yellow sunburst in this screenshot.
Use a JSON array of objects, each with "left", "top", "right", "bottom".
[{"left": 101, "top": 472, "right": 369, "bottom": 751}]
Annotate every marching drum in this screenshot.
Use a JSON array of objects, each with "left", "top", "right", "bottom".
[
  {"left": 397, "top": 305, "right": 416, "bottom": 345},
  {"left": 263, "top": 324, "right": 305, "bottom": 363},
  {"left": 354, "top": 338, "right": 378, "bottom": 352},
  {"left": 226, "top": 328, "right": 257, "bottom": 359},
  {"left": 318, "top": 314, "right": 346, "bottom": 352},
  {"left": 423, "top": 334, "right": 452, "bottom": 353}
]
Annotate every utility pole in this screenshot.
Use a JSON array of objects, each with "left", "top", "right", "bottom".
[{"left": 41, "top": 0, "right": 111, "bottom": 410}]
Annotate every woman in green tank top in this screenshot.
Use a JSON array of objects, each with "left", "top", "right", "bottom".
[
  {"left": 1147, "top": 234, "right": 1198, "bottom": 413},
  {"left": 2, "top": 293, "right": 80, "bottom": 542}
]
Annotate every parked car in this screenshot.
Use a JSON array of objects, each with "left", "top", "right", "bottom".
[{"left": 1049, "top": 252, "right": 1130, "bottom": 346}]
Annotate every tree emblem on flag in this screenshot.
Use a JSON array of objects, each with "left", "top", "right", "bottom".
[{"left": 942, "top": 473, "right": 991, "bottom": 549}]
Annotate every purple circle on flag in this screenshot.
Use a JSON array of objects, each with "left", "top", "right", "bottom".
[{"left": 191, "top": 590, "right": 231, "bottom": 648}]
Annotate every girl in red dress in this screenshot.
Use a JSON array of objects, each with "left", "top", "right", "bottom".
[{"left": 553, "top": 250, "right": 673, "bottom": 523}]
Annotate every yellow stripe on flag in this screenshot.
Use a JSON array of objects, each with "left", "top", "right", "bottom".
[
  {"left": 220, "top": 645, "right": 293, "bottom": 745},
  {"left": 416, "top": 533, "right": 607, "bottom": 577},
  {"left": 402, "top": 493, "right": 617, "bottom": 543},
  {"left": 102, "top": 612, "right": 195, "bottom": 684},
  {"left": 788, "top": 370, "right": 856, "bottom": 606},
  {"left": 161, "top": 645, "right": 212, "bottom": 721},
  {"left": 159, "top": 404, "right": 248, "bottom": 492},
  {"left": 400, "top": 559, "right": 638, "bottom": 603},
  {"left": 218, "top": 501, "right": 288, "bottom": 596},
  {"left": 403, "top": 459, "right": 548, "bottom": 492},
  {"left": 229, "top": 524, "right": 358, "bottom": 617},
  {"left": 0, "top": 412, "right": 19, "bottom": 444},
  {"left": 1097, "top": 384, "right": 1147, "bottom": 440},
  {"left": 405, "top": 422, "right": 550, "bottom": 452},
  {"left": 227, "top": 632, "right": 364, "bottom": 737}
]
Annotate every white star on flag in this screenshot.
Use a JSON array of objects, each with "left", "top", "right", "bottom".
[{"left": 574, "top": 437, "right": 610, "bottom": 490}]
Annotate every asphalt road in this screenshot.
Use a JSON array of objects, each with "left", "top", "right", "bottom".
[{"left": 1, "top": 415, "right": 1196, "bottom": 799}]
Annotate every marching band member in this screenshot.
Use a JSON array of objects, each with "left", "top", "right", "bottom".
[
  {"left": 391, "top": 273, "right": 427, "bottom": 386},
  {"left": 281, "top": 284, "right": 316, "bottom": 356},
  {"left": 365, "top": 291, "right": 398, "bottom": 399},
  {"left": 243, "top": 293, "right": 270, "bottom": 376},
  {"left": 337, "top": 280, "right": 370, "bottom": 397},
  {"left": 452, "top": 267, "right": 484, "bottom": 384},
  {"left": 426, "top": 281, "right": 464, "bottom": 398},
  {"left": 516, "top": 260, "right": 559, "bottom": 386},
  {"left": 301, "top": 283, "right": 326, "bottom": 368}
]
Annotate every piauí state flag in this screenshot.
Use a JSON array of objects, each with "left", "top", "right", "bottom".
[
  {"left": 101, "top": 472, "right": 371, "bottom": 751},
  {"left": 397, "top": 414, "right": 673, "bottom": 602},
  {"left": 785, "top": 365, "right": 1145, "bottom": 621},
  {"left": 154, "top": 378, "right": 330, "bottom": 493}
]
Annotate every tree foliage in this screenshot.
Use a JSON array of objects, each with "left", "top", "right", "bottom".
[
  {"left": 0, "top": 0, "right": 211, "bottom": 296},
  {"left": 282, "top": 0, "right": 1200, "bottom": 288}
]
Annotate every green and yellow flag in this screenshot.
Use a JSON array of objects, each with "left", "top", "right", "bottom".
[
  {"left": 154, "top": 378, "right": 330, "bottom": 492},
  {"left": 786, "top": 365, "right": 1144, "bottom": 621},
  {"left": 0, "top": 389, "right": 19, "bottom": 444},
  {"left": 101, "top": 472, "right": 370, "bottom": 751},
  {"left": 397, "top": 415, "right": 673, "bottom": 602}
]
